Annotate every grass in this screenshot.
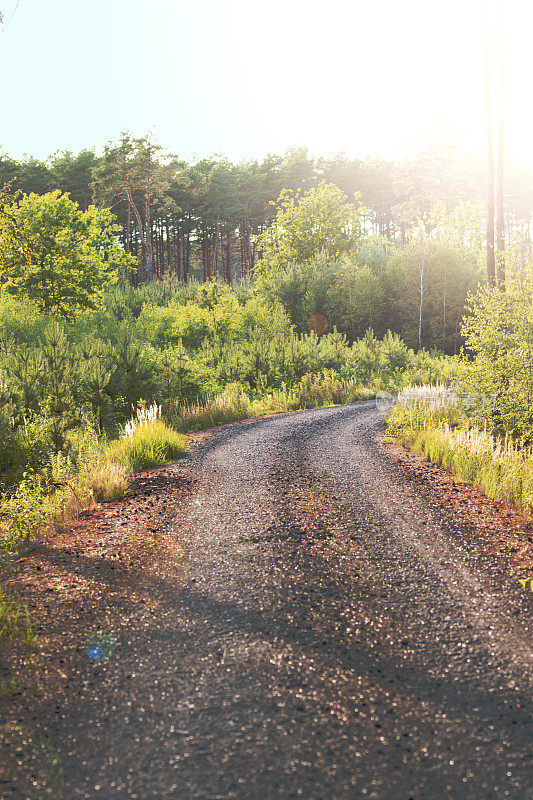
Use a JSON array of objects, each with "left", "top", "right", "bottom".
[
  {"left": 169, "top": 374, "right": 376, "bottom": 433},
  {"left": 386, "top": 385, "right": 533, "bottom": 516},
  {"left": 0, "top": 406, "right": 187, "bottom": 556},
  {"left": 77, "top": 461, "right": 130, "bottom": 503},
  {"left": 108, "top": 405, "right": 187, "bottom": 471},
  {"left": 170, "top": 385, "right": 253, "bottom": 432},
  {"left": 0, "top": 404, "right": 187, "bottom": 692}
]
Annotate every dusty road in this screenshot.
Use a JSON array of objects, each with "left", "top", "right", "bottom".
[{"left": 7, "top": 402, "right": 533, "bottom": 799}]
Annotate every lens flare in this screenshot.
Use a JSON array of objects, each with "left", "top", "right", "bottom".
[
  {"left": 307, "top": 314, "right": 329, "bottom": 335},
  {"left": 84, "top": 629, "right": 117, "bottom": 662},
  {"left": 375, "top": 390, "right": 396, "bottom": 414}
]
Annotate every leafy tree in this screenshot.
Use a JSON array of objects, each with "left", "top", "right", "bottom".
[
  {"left": 257, "top": 182, "right": 366, "bottom": 272},
  {"left": 0, "top": 190, "right": 134, "bottom": 320},
  {"left": 461, "top": 244, "right": 533, "bottom": 440}
]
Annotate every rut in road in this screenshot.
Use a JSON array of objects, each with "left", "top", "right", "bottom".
[{"left": 13, "top": 402, "right": 533, "bottom": 800}]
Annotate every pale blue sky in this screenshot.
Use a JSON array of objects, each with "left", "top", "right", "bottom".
[{"left": 0, "top": 0, "right": 531, "bottom": 167}]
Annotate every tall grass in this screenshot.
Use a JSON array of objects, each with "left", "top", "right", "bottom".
[
  {"left": 170, "top": 385, "right": 252, "bottom": 432},
  {"left": 107, "top": 404, "right": 187, "bottom": 471},
  {"left": 387, "top": 385, "right": 533, "bottom": 515},
  {"left": 0, "top": 405, "right": 187, "bottom": 555},
  {"left": 0, "top": 404, "right": 187, "bottom": 686}
]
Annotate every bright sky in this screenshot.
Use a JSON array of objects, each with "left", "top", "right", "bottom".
[{"left": 0, "top": 0, "right": 530, "bottom": 168}]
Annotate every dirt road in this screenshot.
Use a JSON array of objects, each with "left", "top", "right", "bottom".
[{"left": 4, "top": 402, "right": 533, "bottom": 799}]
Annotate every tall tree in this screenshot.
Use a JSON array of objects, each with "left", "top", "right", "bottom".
[
  {"left": 92, "top": 134, "right": 170, "bottom": 283},
  {"left": 49, "top": 150, "right": 99, "bottom": 211},
  {"left": 495, "top": 0, "right": 505, "bottom": 289},
  {"left": 483, "top": 0, "right": 496, "bottom": 285}
]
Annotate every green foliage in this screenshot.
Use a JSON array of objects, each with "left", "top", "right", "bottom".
[
  {"left": 257, "top": 182, "right": 366, "bottom": 272},
  {"left": 295, "top": 370, "right": 373, "bottom": 408},
  {"left": 0, "top": 471, "right": 55, "bottom": 547},
  {"left": 77, "top": 461, "right": 129, "bottom": 503},
  {"left": 460, "top": 265, "right": 533, "bottom": 441},
  {"left": 258, "top": 239, "right": 480, "bottom": 352},
  {"left": 0, "top": 190, "right": 135, "bottom": 320},
  {"left": 171, "top": 383, "right": 252, "bottom": 432},
  {"left": 0, "top": 277, "right": 451, "bottom": 571},
  {"left": 386, "top": 392, "right": 533, "bottom": 517}
]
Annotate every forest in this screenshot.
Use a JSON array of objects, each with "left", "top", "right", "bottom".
[
  {"left": 0, "top": 132, "right": 531, "bottom": 494},
  {"left": 2, "top": 135, "right": 532, "bottom": 352}
]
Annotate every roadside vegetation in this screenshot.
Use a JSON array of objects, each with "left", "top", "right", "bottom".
[{"left": 386, "top": 262, "right": 533, "bottom": 516}]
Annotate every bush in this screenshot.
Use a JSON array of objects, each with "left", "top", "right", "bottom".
[{"left": 461, "top": 277, "right": 533, "bottom": 442}]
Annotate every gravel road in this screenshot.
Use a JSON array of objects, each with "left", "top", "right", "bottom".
[{"left": 11, "top": 402, "right": 533, "bottom": 799}]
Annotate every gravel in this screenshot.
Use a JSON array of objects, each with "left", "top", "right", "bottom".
[{"left": 4, "top": 402, "right": 532, "bottom": 799}]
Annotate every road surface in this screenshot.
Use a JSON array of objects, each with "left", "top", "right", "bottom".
[{"left": 11, "top": 402, "right": 533, "bottom": 799}]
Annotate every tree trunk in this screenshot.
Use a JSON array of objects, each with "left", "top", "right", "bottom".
[
  {"left": 495, "top": 0, "right": 505, "bottom": 289},
  {"left": 202, "top": 236, "right": 209, "bottom": 282},
  {"left": 418, "top": 248, "right": 425, "bottom": 351},
  {"left": 483, "top": 0, "right": 496, "bottom": 286},
  {"left": 220, "top": 233, "right": 226, "bottom": 281},
  {"left": 126, "top": 188, "right": 148, "bottom": 283},
  {"left": 250, "top": 235, "right": 256, "bottom": 276},
  {"left": 212, "top": 213, "right": 220, "bottom": 278},
  {"left": 125, "top": 203, "right": 131, "bottom": 254},
  {"left": 166, "top": 218, "right": 172, "bottom": 276},
  {"left": 225, "top": 234, "right": 233, "bottom": 283},
  {"left": 124, "top": 202, "right": 132, "bottom": 281},
  {"left": 177, "top": 229, "right": 183, "bottom": 281},
  {"left": 240, "top": 226, "right": 246, "bottom": 279},
  {"left": 153, "top": 223, "right": 158, "bottom": 278},
  {"left": 144, "top": 184, "right": 153, "bottom": 283},
  {"left": 184, "top": 233, "right": 190, "bottom": 281}
]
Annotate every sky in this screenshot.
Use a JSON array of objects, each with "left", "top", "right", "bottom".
[{"left": 0, "top": 0, "right": 531, "bottom": 168}]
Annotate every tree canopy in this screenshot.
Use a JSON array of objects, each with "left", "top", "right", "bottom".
[
  {"left": 256, "top": 183, "right": 366, "bottom": 272},
  {"left": 1, "top": 136, "right": 532, "bottom": 284},
  {"left": 0, "top": 189, "right": 134, "bottom": 319}
]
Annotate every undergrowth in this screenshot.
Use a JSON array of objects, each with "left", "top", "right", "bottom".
[
  {"left": 109, "top": 405, "right": 187, "bottom": 470},
  {"left": 386, "top": 386, "right": 533, "bottom": 516}
]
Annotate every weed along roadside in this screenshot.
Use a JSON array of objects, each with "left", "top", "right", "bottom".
[{"left": 382, "top": 385, "right": 533, "bottom": 585}]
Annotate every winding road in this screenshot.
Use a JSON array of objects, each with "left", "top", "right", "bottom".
[{"left": 20, "top": 403, "right": 533, "bottom": 799}]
